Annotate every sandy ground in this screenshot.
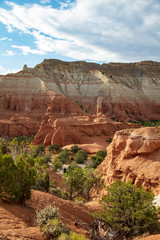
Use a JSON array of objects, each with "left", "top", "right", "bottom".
[
  {"left": 1, "top": 170, "right": 160, "bottom": 240},
  {"left": 0, "top": 189, "right": 94, "bottom": 240}
]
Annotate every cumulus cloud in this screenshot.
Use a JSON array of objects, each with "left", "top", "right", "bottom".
[{"left": 0, "top": 0, "right": 160, "bottom": 62}]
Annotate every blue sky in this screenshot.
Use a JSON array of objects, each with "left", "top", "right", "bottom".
[{"left": 0, "top": 0, "right": 160, "bottom": 74}]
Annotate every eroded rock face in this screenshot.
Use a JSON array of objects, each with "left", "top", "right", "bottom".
[
  {"left": 0, "top": 59, "right": 160, "bottom": 137},
  {"left": 33, "top": 107, "right": 139, "bottom": 148},
  {"left": 98, "top": 127, "right": 160, "bottom": 197}
]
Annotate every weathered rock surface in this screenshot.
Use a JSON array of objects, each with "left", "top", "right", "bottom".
[
  {"left": 33, "top": 95, "right": 139, "bottom": 147},
  {"left": 0, "top": 59, "right": 160, "bottom": 138},
  {"left": 98, "top": 127, "right": 160, "bottom": 197}
]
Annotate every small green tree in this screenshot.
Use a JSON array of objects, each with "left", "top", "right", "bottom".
[
  {"left": 83, "top": 168, "right": 103, "bottom": 201},
  {"left": 56, "top": 149, "right": 69, "bottom": 164},
  {"left": 64, "top": 166, "right": 85, "bottom": 200},
  {"left": 15, "top": 155, "right": 37, "bottom": 204},
  {"left": 70, "top": 145, "right": 81, "bottom": 155},
  {"left": 0, "top": 154, "right": 18, "bottom": 201},
  {"left": 0, "top": 154, "right": 36, "bottom": 204},
  {"left": 89, "top": 150, "right": 106, "bottom": 168},
  {"left": 0, "top": 141, "right": 10, "bottom": 154},
  {"left": 47, "top": 144, "right": 62, "bottom": 154},
  {"left": 53, "top": 158, "right": 63, "bottom": 171},
  {"left": 74, "top": 150, "right": 87, "bottom": 164},
  {"left": 97, "top": 180, "right": 160, "bottom": 238}
]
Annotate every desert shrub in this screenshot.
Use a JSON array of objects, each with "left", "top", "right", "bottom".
[
  {"left": 70, "top": 145, "right": 81, "bottom": 155},
  {"left": 43, "top": 153, "right": 52, "bottom": 164},
  {"left": 58, "top": 232, "right": 89, "bottom": 240},
  {"left": 89, "top": 150, "right": 106, "bottom": 169},
  {"left": 49, "top": 186, "right": 69, "bottom": 200},
  {"left": 68, "top": 231, "right": 89, "bottom": 240},
  {"left": 34, "top": 171, "right": 50, "bottom": 192},
  {"left": 137, "top": 120, "right": 160, "bottom": 127},
  {"left": 74, "top": 150, "right": 87, "bottom": 164},
  {"left": 37, "top": 205, "right": 60, "bottom": 228},
  {"left": 35, "top": 154, "right": 51, "bottom": 166},
  {"left": 96, "top": 150, "right": 107, "bottom": 159},
  {"left": 47, "top": 144, "right": 62, "bottom": 154},
  {"left": 55, "top": 149, "right": 69, "bottom": 164},
  {"left": 53, "top": 157, "right": 63, "bottom": 171},
  {"left": 0, "top": 141, "right": 10, "bottom": 154},
  {"left": 37, "top": 205, "right": 68, "bottom": 239},
  {"left": 36, "top": 145, "right": 46, "bottom": 155},
  {"left": 96, "top": 180, "right": 160, "bottom": 238}
]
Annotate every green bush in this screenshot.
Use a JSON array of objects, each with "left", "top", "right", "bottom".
[
  {"left": 53, "top": 157, "right": 63, "bottom": 171},
  {"left": 70, "top": 145, "right": 81, "bottom": 155},
  {"left": 58, "top": 232, "right": 89, "bottom": 240},
  {"left": 0, "top": 141, "right": 10, "bottom": 154},
  {"left": 96, "top": 180, "right": 160, "bottom": 238},
  {"left": 49, "top": 186, "right": 69, "bottom": 200},
  {"left": 74, "top": 150, "right": 87, "bottom": 164},
  {"left": 89, "top": 150, "right": 106, "bottom": 168},
  {"left": 56, "top": 150, "right": 69, "bottom": 164},
  {"left": 47, "top": 144, "right": 62, "bottom": 154},
  {"left": 34, "top": 171, "right": 50, "bottom": 192},
  {"left": 37, "top": 205, "right": 68, "bottom": 239}
]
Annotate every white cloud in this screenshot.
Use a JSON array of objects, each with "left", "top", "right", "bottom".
[
  {"left": 0, "top": 0, "right": 160, "bottom": 62},
  {"left": 39, "top": 0, "right": 51, "bottom": 4},
  {"left": 0, "top": 37, "right": 8, "bottom": 41},
  {"left": 3, "top": 50, "right": 15, "bottom": 56},
  {"left": 0, "top": 37, "right": 12, "bottom": 42},
  {"left": 0, "top": 65, "right": 20, "bottom": 75},
  {"left": 12, "top": 45, "right": 46, "bottom": 55}
]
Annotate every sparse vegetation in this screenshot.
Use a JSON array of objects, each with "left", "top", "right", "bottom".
[
  {"left": 37, "top": 205, "right": 88, "bottom": 240},
  {"left": 131, "top": 120, "right": 160, "bottom": 127}
]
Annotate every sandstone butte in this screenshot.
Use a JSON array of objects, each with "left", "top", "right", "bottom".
[{"left": 0, "top": 59, "right": 160, "bottom": 149}]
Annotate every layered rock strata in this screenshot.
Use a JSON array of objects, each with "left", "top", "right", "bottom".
[{"left": 0, "top": 59, "right": 160, "bottom": 138}]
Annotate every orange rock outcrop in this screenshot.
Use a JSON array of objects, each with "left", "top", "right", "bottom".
[{"left": 98, "top": 127, "right": 160, "bottom": 197}]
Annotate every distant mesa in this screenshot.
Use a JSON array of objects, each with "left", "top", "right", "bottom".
[{"left": 0, "top": 59, "right": 160, "bottom": 146}]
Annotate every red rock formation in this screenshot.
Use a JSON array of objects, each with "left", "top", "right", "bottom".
[
  {"left": 0, "top": 59, "right": 160, "bottom": 138},
  {"left": 98, "top": 127, "right": 160, "bottom": 197},
  {"left": 33, "top": 100, "right": 139, "bottom": 148}
]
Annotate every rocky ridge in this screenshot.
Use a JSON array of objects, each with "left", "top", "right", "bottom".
[{"left": 0, "top": 59, "right": 160, "bottom": 141}]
